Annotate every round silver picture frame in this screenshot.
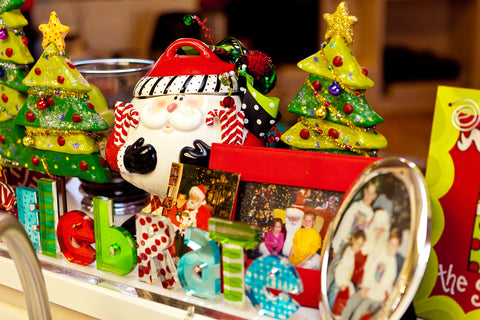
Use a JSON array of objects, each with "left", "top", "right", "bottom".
[{"left": 320, "top": 157, "right": 431, "bottom": 320}]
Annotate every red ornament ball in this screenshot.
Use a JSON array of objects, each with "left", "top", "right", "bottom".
[
  {"left": 34, "top": 68, "right": 41, "bottom": 75},
  {"left": 67, "top": 62, "right": 75, "bottom": 69},
  {"left": 5, "top": 48, "right": 12, "bottom": 57},
  {"left": 312, "top": 80, "right": 322, "bottom": 91},
  {"left": 57, "top": 136, "right": 65, "bottom": 146},
  {"left": 1, "top": 93, "right": 7, "bottom": 103},
  {"left": 87, "top": 102, "right": 95, "bottom": 110},
  {"left": 47, "top": 97, "right": 55, "bottom": 106},
  {"left": 22, "top": 37, "right": 28, "bottom": 46},
  {"left": 100, "top": 157, "right": 107, "bottom": 167},
  {"left": 222, "top": 96, "right": 235, "bottom": 108},
  {"left": 0, "top": 134, "right": 4, "bottom": 144},
  {"left": 37, "top": 97, "right": 47, "bottom": 110},
  {"left": 328, "top": 128, "right": 339, "bottom": 139},
  {"left": 57, "top": 75, "right": 65, "bottom": 84},
  {"left": 79, "top": 161, "right": 89, "bottom": 172},
  {"left": 361, "top": 67, "right": 369, "bottom": 76},
  {"left": 343, "top": 103, "right": 354, "bottom": 115},
  {"left": 300, "top": 128, "right": 310, "bottom": 139},
  {"left": 245, "top": 50, "right": 273, "bottom": 80},
  {"left": 72, "top": 114, "right": 82, "bottom": 123},
  {"left": 31, "top": 155, "right": 40, "bottom": 167},
  {"left": 333, "top": 56, "right": 343, "bottom": 67},
  {"left": 26, "top": 110, "right": 35, "bottom": 122}
]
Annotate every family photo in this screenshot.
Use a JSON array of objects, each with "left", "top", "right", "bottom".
[
  {"left": 236, "top": 181, "right": 344, "bottom": 270},
  {"left": 326, "top": 174, "right": 411, "bottom": 319}
]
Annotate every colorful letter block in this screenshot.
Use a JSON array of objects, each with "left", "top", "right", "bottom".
[
  {"left": 136, "top": 212, "right": 176, "bottom": 288},
  {"left": 245, "top": 255, "right": 303, "bottom": 319},
  {"left": 93, "top": 196, "right": 136, "bottom": 276},
  {"left": 57, "top": 210, "right": 95, "bottom": 266},
  {"left": 178, "top": 227, "right": 221, "bottom": 300}
]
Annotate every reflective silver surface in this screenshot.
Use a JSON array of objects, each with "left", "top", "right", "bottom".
[{"left": 0, "top": 212, "right": 52, "bottom": 320}]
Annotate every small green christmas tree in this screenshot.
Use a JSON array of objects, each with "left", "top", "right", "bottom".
[
  {"left": 0, "top": 0, "right": 34, "bottom": 166},
  {"left": 281, "top": 2, "right": 387, "bottom": 156},
  {"left": 15, "top": 12, "right": 110, "bottom": 182}
]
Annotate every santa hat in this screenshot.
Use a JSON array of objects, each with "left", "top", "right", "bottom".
[
  {"left": 285, "top": 207, "right": 304, "bottom": 219},
  {"left": 189, "top": 185, "right": 206, "bottom": 201},
  {"left": 134, "top": 38, "right": 238, "bottom": 98}
]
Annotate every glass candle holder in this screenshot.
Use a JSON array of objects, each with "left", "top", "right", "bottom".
[{"left": 74, "top": 58, "right": 154, "bottom": 215}]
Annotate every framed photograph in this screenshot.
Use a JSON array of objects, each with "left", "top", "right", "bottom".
[
  {"left": 163, "top": 162, "right": 240, "bottom": 258},
  {"left": 209, "top": 143, "right": 379, "bottom": 308},
  {"left": 320, "top": 158, "right": 431, "bottom": 320}
]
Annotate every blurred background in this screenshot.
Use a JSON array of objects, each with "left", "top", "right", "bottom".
[{"left": 23, "top": 0, "right": 479, "bottom": 168}]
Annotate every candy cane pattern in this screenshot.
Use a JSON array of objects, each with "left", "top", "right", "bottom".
[
  {"left": 113, "top": 102, "right": 140, "bottom": 146},
  {"left": 0, "top": 182, "right": 15, "bottom": 211},
  {"left": 205, "top": 107, "right": 245, "bottom": 145}
]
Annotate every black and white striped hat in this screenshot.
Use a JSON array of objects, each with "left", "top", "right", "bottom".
[
  {"left": 133, "top": 38, "right": 238, "bottom": 98},
  {"left": 134, "top": 74, "right": 238, "bottom": 98}
]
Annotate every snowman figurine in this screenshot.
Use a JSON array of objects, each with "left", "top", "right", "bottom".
[{"left": 106, "top": 38, "right": 280, "bottom": 200}]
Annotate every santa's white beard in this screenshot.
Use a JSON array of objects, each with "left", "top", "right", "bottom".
[
  {"left": 186, "top": 199, "right": 202, "bottom": 211},
  {"left": 117, "top": 94, "right": 244, "bottom": 198},
  {"left": 282, "top": 219, "right": 303, "bottom": 256}
]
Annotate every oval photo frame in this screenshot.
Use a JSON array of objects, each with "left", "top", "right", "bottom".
[{"left": 320, "top": 158, "right": 431, "bottom": 320}]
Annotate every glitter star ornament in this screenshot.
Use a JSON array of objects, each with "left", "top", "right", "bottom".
[
  {"left": 39, "top": 11, "right": 70, "bottom": 51},
  {"left": 323, "top": 1, "right": 357, "bottom": 45}
]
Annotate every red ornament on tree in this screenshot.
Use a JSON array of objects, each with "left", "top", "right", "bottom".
[
  {"left": 22, "top": 37, "right": 28, "bottom": 46},
  {"left": 300, "top": 128, "right": 310, "bottom": 139},
  {"left": 37, "top": 97, "right": 47, "bottom": 110},
  {"left": 328, "top": 128, "right": 339, "bottom": 139},
  {"left": 1, "top": 93, "right": 7, "bottom": 103},
  {"left": 35, "top": 68, "right": 41, "bottom": 75},
  {"left": 26, "top": 110, "right": 35, "bottom": 122},
  {"left": 87, "top": 102, "right": 95, "bottom": 110},
  {"left": 31, "top": 155, "right": 40, "bottom": 166},
  {"left": 312, "top": 80, "right": 322, "bottom": 91},
  {"left": 361, "top": 67, "right": 368, "bottom": 76},
  {"left": 5, "top": 48, "right": 12, "bottom": 57},
  {"left": 333, "top": 56, "right": 343, "bottom": 67},
  {"left": 72, "top": 114, "right": 82, "bottom": 123},
  {"left": 343, "top": 103, "right": 354, "bottom": 115},
  {"left": 47, "top": 97, "right": 55, "bottom": 106},
  {"left": 57, "top": 75, "right": 65, "bottom": 84},
  {"left": 0, "top": 135, "right": 4, "bottom": 144},
  {"left": 57, "top": 136, "right": 65, "bottom": 146},
  {"left": 79, "top": 161, "right": 89, "bottom": 172}
]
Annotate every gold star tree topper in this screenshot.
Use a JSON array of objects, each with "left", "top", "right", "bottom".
[
  {"left": 323, "top": 2, "right": 358, "bottom": 45},
  {"left": 39, "top": 11, "right": 70, "bottom": 51}
]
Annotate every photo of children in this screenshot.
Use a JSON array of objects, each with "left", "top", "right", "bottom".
[
  {"left": 258, "top": 218, "right": 285, "bottom": 256},
  {"left": 236, "top": 182, "right": 343, "bottom": 269},
  {"left": 164, "top": 163, "right": 241, "bottom": 260},
  {"left": 325, "top": 174, "right": 411, "bottom": 320},
  {"left": 288, "top": 211, "right": 322, "bottom": 269}
]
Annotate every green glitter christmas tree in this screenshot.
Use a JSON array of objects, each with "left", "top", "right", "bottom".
[
  {"left": 0, "top": 0, "right": 34, "bottom": 167},
  {"left": 281, "top": 2, "right": 387, "bottom": 156},
  {"left": 15, "top": 12, "right": 110, "bottom": 182}
]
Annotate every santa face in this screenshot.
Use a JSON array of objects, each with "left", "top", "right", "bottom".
[
  {"left": 186, "top": 194, "right": 203, "bottom": 211},
  {"left": 117, "top": 93, "right": 243, "bottom": 197}
]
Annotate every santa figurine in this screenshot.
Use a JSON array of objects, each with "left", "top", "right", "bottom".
[{"left": 105, "top": 37, "right": 280, "bottom": 203}]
